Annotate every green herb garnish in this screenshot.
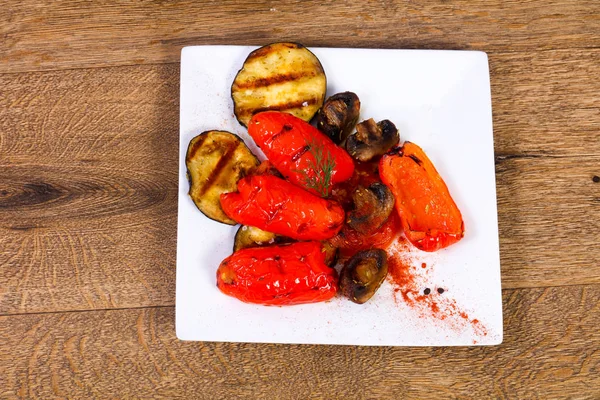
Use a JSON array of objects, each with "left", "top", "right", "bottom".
[{"left": 294, "top": 138, "right": 336, "bottom": 197}]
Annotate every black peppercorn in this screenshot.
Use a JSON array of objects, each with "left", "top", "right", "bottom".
[
  {"left": 423, "top": 288, "right": 431, "bottom": 295},
  {"left": 437, "top": 288, "right": 445, "bottom": 294}
]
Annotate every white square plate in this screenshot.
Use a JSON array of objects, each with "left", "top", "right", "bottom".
[{"left": 177, "top": 46, "right": 502, "bottom": 346}]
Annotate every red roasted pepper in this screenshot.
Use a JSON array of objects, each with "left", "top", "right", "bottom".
[
  {"left": 328, "top": 213, "right": 400, "bottom": 258},
  {"left": 379, "top": 142, "right": 464, "bottom": 252},
  {"left": 220, "top": 174, "right": 345, "bottom": 241},
  {"left": 248, "top": 111, "right": 355, "bottom": 197},
  {"left": 217, "top": 241, "right": 338, "bottom": 305}
]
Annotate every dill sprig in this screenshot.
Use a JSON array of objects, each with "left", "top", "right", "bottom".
[{"left": 294, "top": 138, "right": 336, "bottom": 197}]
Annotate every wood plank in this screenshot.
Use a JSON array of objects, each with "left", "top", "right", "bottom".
[
  {"left": 1, "top": 0, "right": 599, "bottom": 73},
  {"left": 0, "top": 64, "right": 180, "bottom": 315},
  {"left": 496, "top": 156, "right": 600, "bottom": 288},
  {"left": 1, "top": 285, "right": 599, "bottom": 398},
  {"left": 490, "top": 48, "right": 600, "bottom": 157}
]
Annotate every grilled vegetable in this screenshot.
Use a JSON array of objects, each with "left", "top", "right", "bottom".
[
  {"left": 346, "top": 119, "right": 399, "bottom": 162},
  {"left": 314, "top": 91, "right": 361, "bottom": 144},
  {"left": 339, "top": 249, "right": 388, "bottom": 304},
  {"left": 231, "top": 42, "right": 327, "bottom": 127},
  {"left": 233, "top": 225, "right": 290, "bottom": 252},
  {"left": 321, "top": 241, "right": 339, "bottom": 267},
  {"left": 186, "top": 131, "right": 259, "bottom": 224},
  {"left": 217, "top": 241, "right": 338, "bottom": 306},
  {"left": 220, "top": 174, "right": 346, "bottom": 241},
  {"left": 250, "top": 160, "right": 283, "bottom": 178},
  {"left": 328, "top": 212, "right": 399, "bottom": 258},
  {"left": 248, "top": 111, "right": 355, "bottom": 197},
  {"left": 379, "top": 142, "right": 464, "bottom": 251},
  {"left": 347, "top": 183, "right": 395, "bottom": 234}
]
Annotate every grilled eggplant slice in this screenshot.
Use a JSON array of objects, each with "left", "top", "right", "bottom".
[
  {"left": 186, "top": 131, "right": 260, "bottom": 224},
  {"left": 231, "top": 42, "right": 327, "bottom": 127},
  {"left": 234, "top": 225, "right": 280, "bottom": 252}
]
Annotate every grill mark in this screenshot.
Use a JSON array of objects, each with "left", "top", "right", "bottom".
[
  {"left": 234, "top": 71, "right": 317, "bottom": 89},
  {"left": 186, "top": 133, "right": 210, "bottom": 162},
  {"left": 247, "top": 42, "right": 300, "bottom": 60},
  {"left": 408, "top": 154, "right": 423, "bottom": 166},
  {"left": 268, "top": 123, "right": 294, "bottom": 145},
  {"left": 241, "top": 97, "right": 320, "bottom": 117},
  {"left": 198, "top": 141, "right": 240, "bottom": 196},
  {"left": 291, "top": 145, "right": 311, "bottom": 162}
]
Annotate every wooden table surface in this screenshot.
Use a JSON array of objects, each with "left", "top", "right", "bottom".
[{"left": 1, "top": 1, "right": 599, "bottom": 398}]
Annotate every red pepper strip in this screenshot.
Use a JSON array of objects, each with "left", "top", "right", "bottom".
[
  {"left": 217, "top": 241, "right": 338, "bottom": 305},
  {"left": 220, "top": 174, "right": 345, "bottom": 241},
  {"left": 379, "top": 142, "right": 464, "bottom": 252},
  {"left": 248, "top": 111, "right": 355, "bottom": 197}
]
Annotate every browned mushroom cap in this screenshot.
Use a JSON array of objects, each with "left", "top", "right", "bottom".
[
  {"left": 346, "top": 118, "right": 399, "bottom": 162},
  {"left": 340, "top": 249, "right": 388, "bottom": 304},
  {"left": 314, "top": 92, "right": 361, "bottom": 144},
  {"left": 347, "top": 183, "right": 395, "bottom": 234}
]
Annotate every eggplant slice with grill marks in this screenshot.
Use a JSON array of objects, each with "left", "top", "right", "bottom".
[
  {"left": 186, "top": 131, "right": 260, "bottom": 225},
  {"left": 233, "top": 225, "right": 291, "bottom": 252},
  {"left": 231, "top": 42, "right": 327, "bottom": 127}
]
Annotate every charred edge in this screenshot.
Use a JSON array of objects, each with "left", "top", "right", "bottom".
[
  {"left": 407, "top": 154, "right": 423, "bottom": 166},
  {"left": 198, "top": 141, "right": 240, "bottom": 196},
  {"left": 185, "top": 132, "right": 210, "bottom": 163},
  {"left": 247, "top": 42, "right": 301, "bottom": 59},
  {"left": 291, "top": 145, "right": 311, "bottom": 162},
  {"left": 269, "top": 123, "right": 294, "bottom": 144},
  {"left": 385, "top": 146, "right": 403, "bottom": 157},
  {"left": 243, "top": 97, "right": 320, "bottom": 117},
  {"left": 234, "top": 71, "right": 317, "bottom": 90}
]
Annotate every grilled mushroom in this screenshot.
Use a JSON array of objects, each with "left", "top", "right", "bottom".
[
  {"left": 347, "top": 183, "right": 395, "bottom": 234},
  {"left": 314, "top": 92, "right": 361, "bottom": 144},
  {"left": 346, "top": 119, "right": 399, "bottom": 162},
  {"left": 340, "top": 249, "right": 388, "bottom": 304}
]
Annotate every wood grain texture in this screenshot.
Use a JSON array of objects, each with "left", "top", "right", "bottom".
[
  {"left": 1, "top": 49, "right": 599, "bottom": 314},
  {"left": 490, "top": 48, "right": 600, "bottom": 157},
  {"left": 497, "top": 156, "right": 600, "bottom": 288},
  {"left": 1, "top": 285, "right": 599, "bottom": 399},
  {"left": 1, "top": 0, "right": 599, "bottom": 397},
  {"left": 1, "top": 0, "right": 599, "bottom": 73},
  {"left": 0, "top": 65, "right": 179, "bottom": 314}
]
